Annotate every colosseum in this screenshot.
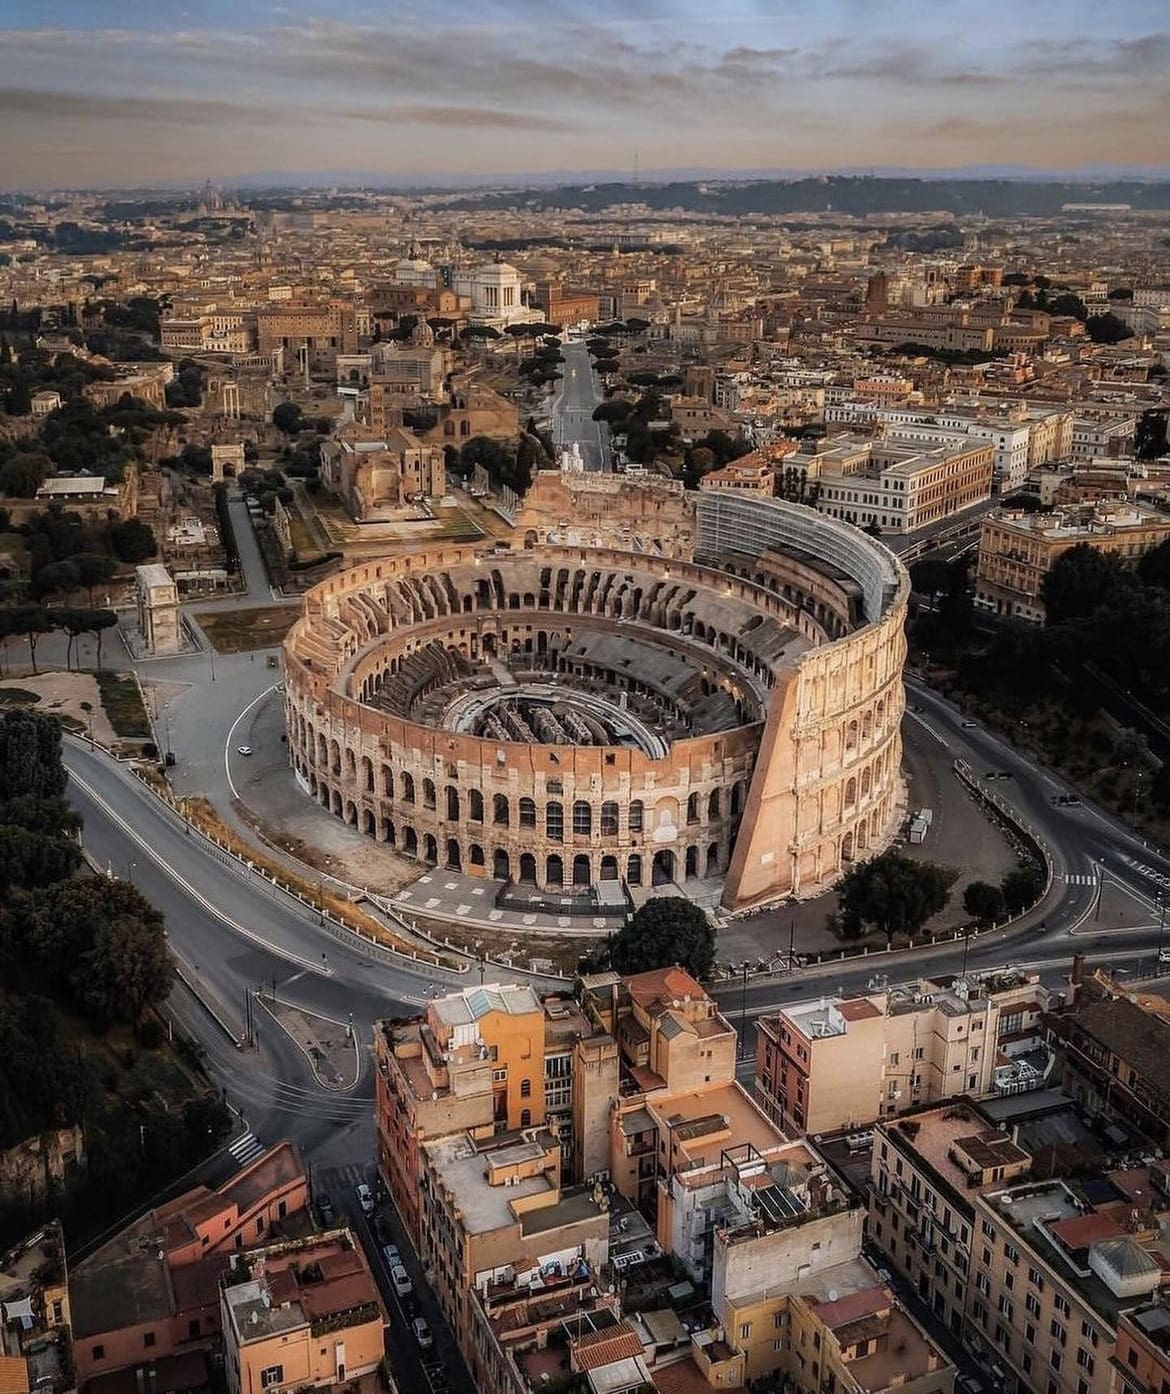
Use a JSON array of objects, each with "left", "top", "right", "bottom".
[{"left": 282, "top": 472, "right": 909, "bottom": 912}]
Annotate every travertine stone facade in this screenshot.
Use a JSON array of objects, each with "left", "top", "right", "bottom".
[{"left": 283, "top": 484, "right": 908, "bottom": 910}]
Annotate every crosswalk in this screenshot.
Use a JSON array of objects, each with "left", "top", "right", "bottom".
[
  {"left": 1063, "top": 874, "right": 1099, "bottom": 886},
  {"left": 228, "top": 1130, "right": 266, "bottom": 1167}
]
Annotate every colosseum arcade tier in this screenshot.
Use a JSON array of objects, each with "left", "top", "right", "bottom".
[{"left": 282, "top": 480, "right": 909, "bottom": 911}]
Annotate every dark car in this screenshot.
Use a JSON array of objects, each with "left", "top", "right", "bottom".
[{"left": 316, "top": 1193, "right": 335, "bottom": 1224}]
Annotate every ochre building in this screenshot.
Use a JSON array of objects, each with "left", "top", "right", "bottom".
[{"left": 282, "top": 476, "right": 908, "bottom": 910}]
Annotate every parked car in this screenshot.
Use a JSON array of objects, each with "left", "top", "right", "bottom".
[
  {"left": 316, "top": 1193, "right": 335, "bottom": 1224},
  {"left": 1159, "top": 947, "right": 1170, "bottom": 965},
  {"left": 391, "top": 1264, "right": 413, "bottom": 1299},
  {"left": 961, "top": 720, "right": 978, "bottom": 728},
  {"left": 412, "top": 1317, "right": 433, "bottom": 1350},
  {"left": 382, "top": 1243, "right": 401, "bottom": 1269},
  {"left": 355, "top": 1183, "right": 374, "bottom": 1215},
  {"left": 236, "top": 745, "right": 253, "bottom": 756}
]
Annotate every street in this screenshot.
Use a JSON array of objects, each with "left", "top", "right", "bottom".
[{"left": 552, "top": 339, "right": 611, "bottom": 470}]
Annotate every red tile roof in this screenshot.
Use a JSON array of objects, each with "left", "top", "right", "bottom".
[
  {"left": 808, "top": 1285, "right": 890, "bottom": 1330},
  {"left": 1049, "top": 1213, "right": 1125, "bottom": 1250},
  {"left": 572, "top": 1322, "right": 644, "bottom": 1371}
]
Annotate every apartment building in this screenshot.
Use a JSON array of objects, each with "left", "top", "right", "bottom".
[
  {"left": 868, "top": 1101, "right": 1031, "bottom": 1341},
  {"left": 797, "top": 432, "right": 993, "bottom": 534},
  {"left": 374, "top": 983, "right": 617, "bottom": 1248},
  {"left": 756, "top": 970, "right": 1053, "bottom": 1135},
  {"left": 254, "top": 301, "right": 358, "bottom": 365},
  {"left": 970, "top": 1166, "right": 1170, "bottom": 1394},
  {"left": 1048, "top": 991, "right": 1170, "bottom": 1150},
  {"left": 418, "top": 1127, "right": 610, "bottom": 1377},
  {"left": 1113, "top": 1301, "right": 1170, "bottom": 1394},
  {"left": 974, "top": 503, "right": 1170, "bottom": 621},
  {"left": 70, "top": 1144, "right": 309, "bottom": 1394},
  {"left": 1071, "top": 412, "right": 1138, "bottom": 462},
  {"left": 221, "top": 1232, "right": 385, "bottom": 1394}
]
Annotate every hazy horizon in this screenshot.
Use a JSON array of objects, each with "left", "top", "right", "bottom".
[{"left": 1, "top": 0, "right": 1168, "bottom": 190}]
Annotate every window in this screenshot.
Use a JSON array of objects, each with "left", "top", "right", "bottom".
[
  {"left": 1023, "top": 1354, "right": 1034, "bottom": 1377},
  {"left": 546, "top": 802, "right": 563, "bottom": 841},
  {"left": 629, "top": 800, "right": 644, "bottom": 832},
  {"left": 144, "top": 1333, "right": 156, "bottom": 1349},
  {"left": 492, "top": 1068, "right": 507, "bottom": 1082},
  {"left": 601, "top": 801, "right": 619, "bottom": 836},
  {"left": 1025, "top": 1323, "right": 1036, "bottom": 1345},
  {"left": 1076, "top": 1350, "right": 1094, "bottom": 1375},
  {"left": 1081, "top": 1321, "right": 1098, "bottom": 1347},
  {"left": 1004, "top": 1242, "right": 1020, "bottom": 1265},
  {"left": 92, "top": 1347, "right": 105, "bottom": 1362},
  {"left": 188, "top": 1320, "right": 200, "bottom": 1340},
  {"left": 261, "top": 1368, "right": 284, "bottom": 1389},
  {"left": 739, "top": 1323, "right": 751, "bottom": 1339},
  {"left": 981, "top": 1219, "right": 995, "bottom": 1239},
  {"left": 1028, "top": 1266, "right": 1044, "bottom": 1290},
  {"left": 1026, "top": 1293, "right": 1041, "bottom": 1318},
  {"left": 1050, "top": 1320, "right": 1066, "bottom": 1345},
  {"left": 519, "top": 797, "right": 536, "bottom": 828},
  {"left": 1050, "top": 1351, "right": 1062, "bottom": 1373},
  {"left": 520, "top": 1108, "right": 531, "bottom": 1127},
  {"left": 573, "top": 801, "right": 592, "bottom": 835},
  {"left": 1054, "top": 1294, "right": 1071, "bottom": 1318},
  {"left": 520, "top": 1079, "right": 531, "bottom": 1098}
]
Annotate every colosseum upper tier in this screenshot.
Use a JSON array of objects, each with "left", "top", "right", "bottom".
[{"left": 283, "top": 475, "right": 909, "bottom": 911}]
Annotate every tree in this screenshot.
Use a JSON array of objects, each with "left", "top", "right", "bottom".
[
  {"left": 1085, "top": 312, "right": 1133, "bottom": 345},
  {"left": 1001, "top": 865, "right": 1045, "bottom": 915},
  {"left": 963, "top": 880, "right": 1005, "bottom": 926},
  {"left": 72, "top": 551, "right": 116, "bottom": 605},
  {"left": 108, "top": 517, "right": 156, "bottom": 563},
  {"left": 1047, "top": 292, "right": 1088, "bottom": 322},
  {"left": 15, "top": 877, "right": 172, "bottom": 1026},
  {"left": 608, "top": 898, "right": 716, "bottom": 980},
  {"left": 0, "top": 709, "right": 68, "bottom": 799},
  {"left": 837, "top": 852, "right": 951, "bottom": 942},
  {"left": 4, "top": 377, "right": 31, "bottom": 416},
  {"left": 3, "top": 603, "right": 53, "bottom": 672},
  {"left": 33, "top": 558, "right": 80, "bottom": 603},
  {"left": 1135, "top": 410, "right": 1169, "bottom": 462},
  {"left": 0, "top": 450, "right": 52, "bottom": 498},
  {"left": 272, "top": 401, "right": 304, "bottom": 435},
  {"left": 85, "top": 608, "right": 118, "bottom": 669},
  {"left": 1138, "top": 538, "right": 1170, "bottom": 592},
  {"left": 1040, "top": 543, "right": 1130, "bottom": 624}
]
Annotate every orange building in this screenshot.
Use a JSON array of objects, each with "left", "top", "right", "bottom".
[
  {"left": 221, "top": 1233, "right": 385, "bottom": 1394},
  {"left": 375, "top": 985, "right": 617, "bottom": 1247},
  {"left": 71, "top": 1145, "right": 309, "bottom": 1394},
  {"left": 1114, "top": 1302, "right": 1170, "bottom": 1394}
]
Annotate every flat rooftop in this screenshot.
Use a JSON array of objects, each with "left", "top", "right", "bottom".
[
  {"left": 887, "top": 1103, "right": 1005, "bottom": 1195},
  {"left": 426, "top": 1133, "right": 552, "bottom": 1235},
  {"left": 652, "top": 1082, "right": 787, "bottom": 1174}
]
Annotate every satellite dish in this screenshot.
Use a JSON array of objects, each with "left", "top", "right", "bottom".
[{"left": 828, "top": 1290, "right": 839, "bottom": 1302}]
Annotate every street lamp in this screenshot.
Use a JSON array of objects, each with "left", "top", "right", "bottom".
[{"left": 738, "top": 960, "right": 750, "bottom": 1057}]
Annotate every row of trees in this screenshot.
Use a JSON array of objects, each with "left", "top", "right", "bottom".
[
  {"left": 963, "top": 864, "right": 1046, "bottom": 927},
  {"left": 0, "top": 604, "right": 117, "bottom": 671}
]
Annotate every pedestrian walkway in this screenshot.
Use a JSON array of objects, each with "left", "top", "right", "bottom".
[
  {"left": 228, "top": 1130, "right": 266, "bottom": 1168},
  {"left": 1062, "top": 873, "right": 1099, "bottom": 886}
]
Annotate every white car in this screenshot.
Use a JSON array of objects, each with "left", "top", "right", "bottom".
[
  {"left": 1159, "top": 947, "right": 1170, "bottom": 965},
  {"left": 412, "top": 1317, "right": 433, "bottom": 1350},
  {"left": 355, "top": 1183, "right": 374, "bottom": 1215},
  {"left": 382, "top": 1243, "right": 401, "bottom": 1269},
  {"left": 390, "top": 1264, "right": 413, "bottom": 1299},
  {"left": 237, "top": 745, "right": 253, "bottom": 756}
]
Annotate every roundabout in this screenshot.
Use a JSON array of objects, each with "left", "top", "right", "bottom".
[{"left": 282, "top": 480, "right": 910, "bottom": 912}]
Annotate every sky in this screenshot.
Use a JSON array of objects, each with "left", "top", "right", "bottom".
[{"left": 0, "top": 0, "right": 1168, "bottom": 189}]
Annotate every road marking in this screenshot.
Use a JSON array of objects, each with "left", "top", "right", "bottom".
[
  {"left": 224, "top": 684, "right": 279, "bottom": 801},
  {"left": 68, "top": 765, "right": 334, "bottom": 976},
  {"left": 1062, "top": 874, "right": 1099, "bottom": 886},
  {"left": 229, "top": 1131, "right": 265, "bottom": 1166},
  {"left": 906, "top": 711, "right": 949, "bottom": 748}
]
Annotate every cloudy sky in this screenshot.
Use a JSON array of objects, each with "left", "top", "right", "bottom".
[{"left": 1, "top": 0, "right": 1168, "bottom": 188}]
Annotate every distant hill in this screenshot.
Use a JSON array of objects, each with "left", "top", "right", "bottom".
[{"left": 428, "top": 176, "right": 1170, "bottom": 218}]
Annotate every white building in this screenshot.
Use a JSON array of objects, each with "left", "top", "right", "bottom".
[{"left": 450, "top": 261, "right": 535, "bottom": 329}]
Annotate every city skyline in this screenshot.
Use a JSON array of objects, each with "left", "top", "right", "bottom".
[{"left": 2, "top": 0, "right": 1169, "bottom": 188}]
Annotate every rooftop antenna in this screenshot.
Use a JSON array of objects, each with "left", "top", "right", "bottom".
[{"left": 632, "top": 149, "right": 640, "bottom": 188}]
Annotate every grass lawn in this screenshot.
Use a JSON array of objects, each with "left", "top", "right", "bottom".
[
  {"left": 96, "top": 670, "right": 152, "bottom": 739},
  {"left": 195, "top": 603, "right": 302, "bottom": 653}
]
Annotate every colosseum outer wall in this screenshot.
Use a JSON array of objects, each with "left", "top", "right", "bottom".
[{"left": 282, "top": 485, "right": 909, "bottom": 912}]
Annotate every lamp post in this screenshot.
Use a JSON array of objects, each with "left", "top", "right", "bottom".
[{"left": 738, "top": 960, "right": 750, "bottom": 1058}]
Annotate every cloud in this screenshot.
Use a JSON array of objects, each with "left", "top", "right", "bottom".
[
  {"left": 341, "top": 103, "right": 578, "bottom": 131},
  {"left": 0, "top": 86, "right": 264, "bottom": 124}
]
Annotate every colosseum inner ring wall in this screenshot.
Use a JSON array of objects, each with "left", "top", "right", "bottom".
[{"left": 283, "top": 479, "right": 909, "bottom": 911}]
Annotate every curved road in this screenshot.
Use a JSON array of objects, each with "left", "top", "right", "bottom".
[{"left": 64, "top": 673, "right": 1170, "bottom": 1116}]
